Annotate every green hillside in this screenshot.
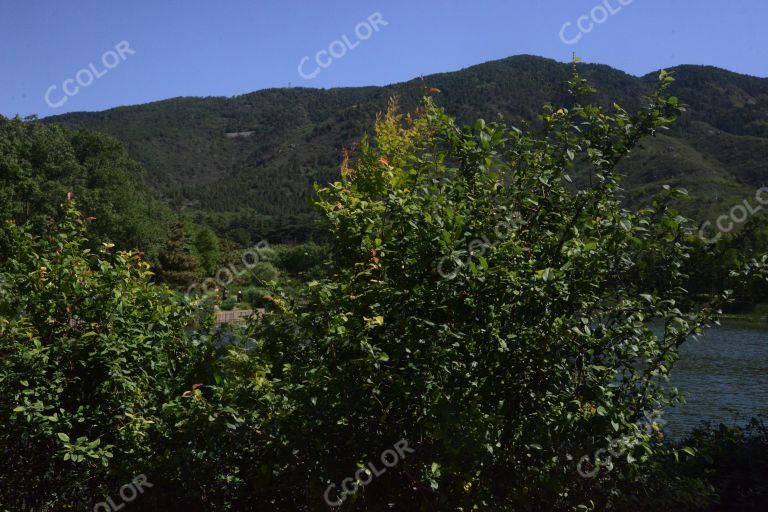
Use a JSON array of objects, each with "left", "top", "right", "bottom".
[{"left": 45, "top": 55, "right": 768, "bottom": 242}]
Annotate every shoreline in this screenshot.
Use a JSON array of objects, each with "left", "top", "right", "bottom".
[{"left": 717, "top": 314, "right": 768, "bottom": 328}]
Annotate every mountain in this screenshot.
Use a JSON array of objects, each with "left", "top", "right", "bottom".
[{"left": 45, "top": 55, "right": 768, "bottom": 243}]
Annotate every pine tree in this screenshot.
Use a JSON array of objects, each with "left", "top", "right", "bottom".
[{"left": 156, "top": 221, "right": 201, "bottom": 288}]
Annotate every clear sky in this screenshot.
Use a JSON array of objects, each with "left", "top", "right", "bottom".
[{"left": 2, "top": 0, "right": 766, "bottom": 118}]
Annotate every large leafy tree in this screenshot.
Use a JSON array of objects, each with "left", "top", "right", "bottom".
[
  {"left": 250, "top": 71, "right": 765, "bottom": 510},
  {"left": 0, "top": 115, "right": 172, "bottom": 257}
]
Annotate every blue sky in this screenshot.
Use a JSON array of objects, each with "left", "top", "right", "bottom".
[{"left": 2, "top": 0, "right": 766, "bottom": 117}]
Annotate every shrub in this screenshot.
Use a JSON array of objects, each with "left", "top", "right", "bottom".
[
  {"left": 249, "top": 261, "right": 280, "bottom": 284},
  {"left": 275, "top": 242, "right": 328, "bottom": 275},
  {"left": 249, "top": 72, "right": 766, "bottom": 510},
  {"left": 243, "top": 286, "right": 272, "bottom": 309},
  {"left": 220, "top": 297, "right": 237, "bottom": 310},
  {"left": 0, "top": 201, "right": 199, "bottom": 509},
  {"left": 612, "top": 419, "right": 768, "bottom": 511},
  {"left": 0, "top": 201, "right": 276, "bottom": 511}
]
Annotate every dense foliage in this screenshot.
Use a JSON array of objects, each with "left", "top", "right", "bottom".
[
  {"left": 155, "top": 220, "right": 203, "bottom": 287},
  {"left": 0, "top": 200, "right": 201, "bottom": 509},
  {"left": 687, "top": 215, "right": 768, "bottom": 308},
  {"left": 616, "top": 419, "right": 768, "bottom": 511},
  {"left": 2, "top": 73, "right": 767, "bottom": 511},
  {"left": 0, "top": 115, "right": 172, "bottom": 257}
]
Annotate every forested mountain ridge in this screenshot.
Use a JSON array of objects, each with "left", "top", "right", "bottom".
[{"left": 44, "top": 55, "right": 768, "bottom": 243}]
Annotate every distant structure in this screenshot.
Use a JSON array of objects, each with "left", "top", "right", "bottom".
[{"left": 224, "top": 131, "right": 255, "bottom": 139}]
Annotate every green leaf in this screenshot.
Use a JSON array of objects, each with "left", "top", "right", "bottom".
[{"left": 537, "top": 267, "right": 555, "bottom": 282}]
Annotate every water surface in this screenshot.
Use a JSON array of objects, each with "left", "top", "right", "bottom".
[{"left": 665, "top": 322, "right": 768, "bottom": 437}]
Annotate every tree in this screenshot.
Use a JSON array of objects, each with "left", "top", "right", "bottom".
[
  {"left": 156, "top": 221, "right": 202, "bottom": 288},
  {"left": 250, "top": 261, "right": 279, "bottom": 284},
  {"left": 250, "top": 71, "right": 766, "bottom": 510},
  {"left": 275, "top": 242, "right": 327, "bottom": 275},
  {"left": 191, "top": 224, "right": 221, "bottom": 276},
  {"left": 0, "top": 116, "right": 172, "bottom": 257},
  {"left": 0, "top": 200, "right": 284, "bottom": 511}
]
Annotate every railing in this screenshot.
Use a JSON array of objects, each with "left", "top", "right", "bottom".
[{"left": 214, "top": 308, "right": 264, "bottom": 324}]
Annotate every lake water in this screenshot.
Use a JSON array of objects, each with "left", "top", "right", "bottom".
[{"left": 664, "top": 321, "right": 768, "bottom": 438}]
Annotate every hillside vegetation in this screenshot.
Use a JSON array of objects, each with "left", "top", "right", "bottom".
[{"left": 44, "top": 55, "right": 768, "bottom": 243}]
